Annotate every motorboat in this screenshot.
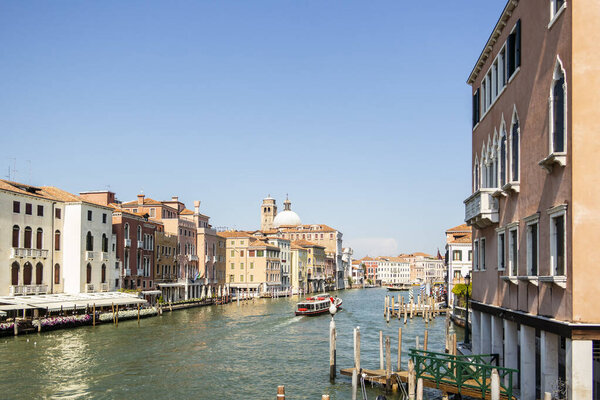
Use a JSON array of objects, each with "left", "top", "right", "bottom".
[{"left": 295, "top": 294, "right": 342, "bottom": 316}]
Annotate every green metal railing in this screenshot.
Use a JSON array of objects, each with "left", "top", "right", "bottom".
[{"left": 409, "top": 349, "right": 518, "bottom": 399}]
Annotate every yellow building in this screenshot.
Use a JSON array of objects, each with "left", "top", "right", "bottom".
[
  {"left": 290, "top": 243, "right": 308, "bottom": 294},
  {"left": 292, "top": 240, "right": 325, "bottom": 292}
]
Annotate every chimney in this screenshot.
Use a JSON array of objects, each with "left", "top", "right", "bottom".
[
  {"left": 137, "top": 194, "right": 145, "bottom": 205},
  {"left": 194, "top": 200, "right": 201, "bottom": 214},
  {"left": 172, "top": 196, "right": 179, "bottom": 202}
]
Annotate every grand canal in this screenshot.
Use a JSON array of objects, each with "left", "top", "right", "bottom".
[{"left": 0, "top": 287, "right": 462, "bottom": 399}]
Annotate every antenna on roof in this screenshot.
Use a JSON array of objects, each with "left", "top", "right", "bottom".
[{"left": 7, "top": 158, "right": 17, "bottom": 181}]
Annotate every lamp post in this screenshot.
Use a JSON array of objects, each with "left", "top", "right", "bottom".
[{"left": 464, "top": 273, "right": 471, "bottom": 347}]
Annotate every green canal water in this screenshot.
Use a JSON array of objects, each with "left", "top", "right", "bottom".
[{"left": 0, "top": 287, "right": 463, "bottom": 399}]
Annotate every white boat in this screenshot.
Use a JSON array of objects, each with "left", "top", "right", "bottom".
[{"left": 295, "top": 294, "right": 342, "bottom": 316}]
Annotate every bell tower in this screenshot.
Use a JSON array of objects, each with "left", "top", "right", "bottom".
[{"left": 261, "top": 195, "right": 277, "bottom": 231}]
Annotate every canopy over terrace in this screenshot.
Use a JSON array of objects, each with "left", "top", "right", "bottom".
[{"left": 0, "top": 292, "right": 146, "bottom": 313}]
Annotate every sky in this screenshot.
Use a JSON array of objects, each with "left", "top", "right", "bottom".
[{"left": 0, "top": 1, "right": 507, "bottom": 258}]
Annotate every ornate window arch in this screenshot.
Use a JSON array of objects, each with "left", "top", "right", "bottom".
[
  {"left": 510, "top": 106, "right": 520, "bottom": 183},
  {"left": 550, "top": 58, "right": 567, "bottom": 154}
]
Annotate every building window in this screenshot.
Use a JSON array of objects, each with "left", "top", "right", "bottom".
[
  {"left": 497, "top": 231, "right": 506, "bottom": 271},
  {"left": 87, "top": 210, "right": 92, "bottom": 221},
  {"left": 102, "top": 264, "right": 106, "bottom": 283},
  {"left": 24, "top": 227, "right": 32, "bottom": 248},
  {"left": 240, "top": 250, "right": 244, "bottom": 257},
  {"left": 472, "top": 88, "right": 480, "bottom": 127},
  {"left": 86, "top": 231, "right": 94, "bottom": 251},
  {"left": 102, "top": 234, "right": 108, "bottom": 252},
  {"left": 549, "top": 205, "right": 567, "bottom": 276},
  {"left": 499, "top": 127, "right": 507, "bottom": 187},
  {"left": 240, "top": 275, "right": 244, "bottom": 282},
  {"left": 37, "top": 205, "right": 44, "bottom": 216},
  {"left": 229, "top": 275, "right": 234, "bottom": 283},
  {"left": 13, "top": 201, "right": 20, "bottom": 213},
  {"left": 527, "top": 220, "right": 539, "bottom": 276},
  {"left": 550, "top": 61, "right": 567, "bottom": 154},
  {"left": 36, "top": 228, "right": 43, "bottom": 250},
  {"left": 23, "top": 262, "right": 32, "bottom": 285},
  {"left": 508, "top": 227, "right": 518, "bottom": 276},
  {"left": 510, "top": 115, "right": 520, "bottom": 182},
  {"left": 102, "top": 213, "right": 107, "bottom": 224},
  {"left": 473, "top": 240, "right": 479, "bottom": 271},
  {"left": 452, "top": 250, "right": 462, "bottom": 261},
  {"left": 250, "top": 275, "right": 254, "bottom": 282},
  {"left": 250, "top": 262, "right": 254, "bottom": 269},
  {"left": 54, "top": 264, "right": 60, "bottom": 284},
  {"left": 137, "top": 226, "right": 142, "bottom": 241},
  {"left": 550, "top": 0, "right": 566, "bottom": 22},
  {"left": 86, "top": 264, "right": 92, "bottom": 284},
  {"left": 230, "top": 263, "right": 234, "bottom": 270},
  {"left": 55, "top": 208, "right": 61, "bottom": 219},
  {"left": 55, "top": 230, "right": 61, "bottom": 251},
  {"left": 12, "top": 225, "right": 20, "bottom": 248},
  {"left": 506, "top": 20, "right": 521, "bottom": 79},
  {"left": 480, "top": 238, "right": 486, "bottom": 271},
  {"left": 468, "top": 250, "right": 472, "bottom": 262},
  {"left": 25, "top": 203, "right": 32, "bottom": 215}
]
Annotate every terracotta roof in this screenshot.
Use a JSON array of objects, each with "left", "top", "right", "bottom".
[
  {"left": 291, "top": 240, "right": 326, "bottom": 249},
  {"left": 277, "top": 224, "right": 337, "bottom": 233},
  {"left": 180, "top": 209, "right": 194, "bottom": 215},
  {"left": 217, "top": 231, "right": 253, "bottom": 239},
  {"left": 446, "top": 224, "right": 471, "bottom": 233},
  {"left": 411, "top": 252, "right": 432, "bottom": 258},
  {"left": 361, "top": 256, "right": 374, "bottom": 261},
  {"left": 39, "top": 186, "right": 114, "bottom": 210},
  {"left": 378, "top": 256, "right": 409, "bottom": 263},
  {"left": 121, "top": 198, "right": 163, "bottom": 206},
  {"left": 448, "top": 232, "right": 473, "bottom": 244},
  {"left": 0, "top": 180, "right": 50, "bottom": 199}
]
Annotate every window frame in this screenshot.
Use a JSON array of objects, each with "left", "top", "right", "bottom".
[
  {"left": 549, "top": 0, "right": 567, "bottom": 29},
  {"left": 496, "top": 229, "right": 506, "bottom": 271},
  {"left": 13, "top": 201, "right": 20, "bottom": 214},
  {"left": 545, "top": 58, "right": 568, "bottom": 166},
  {"left": 548, "top": 204, "right": 567, "bottom": 277},
  {"left": 507, "top": 223, "right": 519, "bottom": 276},
  {"left": 480, "top": 238, "right": 486, "bottom": 271},
  {"left": 473, "top": 239, "right": 479, "bottom": 271},
  {"left": 524, "top": 214, "right": 540, "bottom": 276}
]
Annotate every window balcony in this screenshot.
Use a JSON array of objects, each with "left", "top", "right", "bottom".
[
  {"left": 137, "top": 269, "right": 145, "bottom": 277},
  {"left": 213, "top": 256, "right": 218, "bottom": 262},
  {"left": 85, "top": 283, "right": 95, "bottom": 293},
  {"left": 137, "top": 240, "right": 144, "bottom": 248},
  {"left": 464, "top": 189, "right": 499, "bottom": 228},
  {"left": 100, "top": 283, "right": 109, "bottom": 292},
  {"left": 188, "top": 254, "right": 198, "bottom": 262},
  {"left": 124, "top": 268, "right": 132, "bottom": 277},
  {"left": 9, "top": 284, "right": 48, "bottom": 296},
  {"left": 205, "top": 255, "right": 210, "bottom": 263},
  {"left": 100, "top": 252, "right": 109, "bottom": 261},
  {"left": 124, "top": 239, "right": 131, "bottom": 248},
  {"left": 10, "top": 248, "right": 49, "bottom": 259},
  {"left": 85, "top": 251, "right": 95, "bottom": 261}
]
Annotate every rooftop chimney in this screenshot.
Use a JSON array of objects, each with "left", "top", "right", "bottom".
[
  {"left": 137, "top": 194, "right": 145, "bottom": 205},
  {"left": 172, "top": 196, "right": 179, "bottom": 202},
  {"left": 194, "top": 200, "right": 201, "bottom": 214}
]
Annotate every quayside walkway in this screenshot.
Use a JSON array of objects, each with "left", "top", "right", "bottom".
[{"left": 342, "top": 349, "right": 518, "bottom": 399}]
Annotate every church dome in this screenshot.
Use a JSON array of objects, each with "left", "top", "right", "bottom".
[{"left": 273, "top": 210, "right": 302, "bottom": 227}]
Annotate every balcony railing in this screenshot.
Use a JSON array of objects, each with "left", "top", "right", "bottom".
[
  {"left": 213, "top": 256, "right": 218, "bottom": 262},
  {"left": 124, "top": 238, "right": 131, "bottom": 247},
  {"left": 188, "top": 255, "right": 198, "bottom": 262},
  {"left": 124, "top": 268, "right": 132, "bottom": 277},
  {"left": 9, "top": 284, "right": 48, "bottom": 296},
  {"left": 85, "top": 283, "right": 95, "bottom": 293},
  {"left": 100, "top": 283, "right": 109, "bottom": 292},
  {"left": 100, "top": 252, "right": 109, "bottom": 261},
  {"left": 464, "top": 189, "right": 499, "bottom": 228},
  {"left": 85, "top": 251, "right": 95, "bottom": 261},
  {"left": 205, "top": 255, "right": 210, "bottom": 263},
  {"left": 10, "top": 248, "right": 49, "bottom": 259},
  {"left": 137, "top": 269, "right": 145, "bottom": 277},
  {"left": 137, "top": 240, "right": 144, "bottom": 248}
]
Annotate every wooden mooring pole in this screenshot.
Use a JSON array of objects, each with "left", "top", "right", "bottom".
[
  {"left": 92, "top": 304, "right": 96, "bottom": 327},
  {"left": 353, "top": 326, "right": 360, "bottom": 400},
  {"left": 416, "top": 377, "right": 424, "bottom": 400},
  {"left": 379, "top": 330, "right": 384, "bottom": 370},
  {"left": 277, "top": 385, "right": 285, "bottom": 400},
  {"left": 329, "top": 317, "right": 336, "bottom": 382},
  {"left": 137, "top": 303, "right": 140, "bottom": 326},
  {"left": 491, "top": 368, "right": 500, "bottom": 400},
  {"left": 424, "top": 330, "right": 429, "bottom": 351},
  {"left": 397, "top": 327, "right": 402, "bottom": 372},
  {"left": 408, "top": 358, "right": 415, "bottom": 400},
  {"left": 385, "top": 336, "right": 391, "bottom": 393}
]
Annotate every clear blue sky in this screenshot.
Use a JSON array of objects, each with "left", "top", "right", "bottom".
[{"left": 0, "top": 1, "right": 506, "bottom": 258}]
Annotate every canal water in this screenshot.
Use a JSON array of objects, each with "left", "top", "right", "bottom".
[{"left": 0, "top": 287, "right": 463, "bottom": 399}]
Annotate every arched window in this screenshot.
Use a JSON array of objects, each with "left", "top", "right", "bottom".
[
  {"left": 102, "top": 234, "right": 108, "bottom": 252},
  {"left": 86, "top": 263, "right": 92, "bottom": 284},
  {"left": 35, "top": 262, "right": 43, "bottom": 284},
  {"left": 499, "top": 126, "right": 507, "bottom": 187},
  {"left": 511, "top": 111, "right": 520, "bottom": 182},
  {"left": 124, "top": 223, "right": 130, "bottom": 239},
  {"left": 86, "top": 231, "right": 94, "bottom": 251},
  {"left": 23, "top": 262, "right": 32, "bottom": 285},
  {"left": 101, "top": 264, "right": 106, "bottom": 283},
  {"left": 54, "top": 264, "right": 60, "bottom": 285},
  {"left": 12, "top": 225, "right": 19, "bottom": 248},
  {"left": 55, "top": 230, "right": 61, "bottom": 251},
  {"left": 551, "top": 61, "right": 566, "bottom": 153},
  {"left": 11, "top": 262, "right": 19, "bottom": 286},
  {"left": 473, "top": 156, "right": 480, "bottom": 192},
  {"left": 36, "top": 228, "right": 43, "bottom": 250},
  {"left": 137, "top": 226, "right": 142, "bottom": 241},
  {"left": 24, "top": 227, "right": 32, "bottom": 249}
]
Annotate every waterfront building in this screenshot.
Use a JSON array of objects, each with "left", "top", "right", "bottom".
[
  {"left": 121, "top": 195, "right": 201, "bottom": 299},
  {"left": 267, "top": 237, "right": 290, "bottom": 290},
  {"left": 360, "top": 256, "right": 379, "bottom": 284},
  {"left": 219, "top": 231, "right": 281, "bottom": 296},
  {"left": 290, "top": 243, "right": 308, "bottom": 293},
  {"left": 350, "top": 260, "right": 364, "bottom": 285},
  {"left": 292, "top": 240, "right": 326, "bottom": 292},
  {"left": 259, "top": 195, "right": 346, "bottom": 289},
  {"left": 444, "top": 224, "right": 472, "bottom": 307},
  {"left": 341, "top": 247, "right": 353, "bottom": 283},
  {"left": 400, "top": 252, "right": 444, "bottom": 284},
  {"left": 154, "top": 230, "right": 178, "bottom": 301},
  {"left": 464, "top": 1, "right": 600, "bottom": 397},
  {"left": 377, "top": 257, "right": 410, "bottom": 285},
  {"left": 1, "top": 180, "right": 64, "bottom": 296}
]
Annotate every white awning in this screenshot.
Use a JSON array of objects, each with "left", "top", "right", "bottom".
[
  {"left": 141, "top": 290, "right": 162, "bottom": 295},
  {"left": 0, "top": 292, "right": 146, "bottom": 312}
]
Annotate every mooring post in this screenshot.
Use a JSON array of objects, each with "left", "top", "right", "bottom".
[
  {"left": 397, "top": 327, "right": 402, "bottom": 371},
  {"left": 416, "top": 378, "right": 423, "bottom": 400},
  {"left": 111, "top": 302, "right": 115, "bottom": 325},
  {"left": 379, "top": 330, "right": 384, "bottom": 370},
  {"left": 277, "top": 385, "right": 285, "bottom": 400},
  {"left": 424, "top": 330, "right": 429, "bottom": 351},
  {"left": 352, "top": 368, "right": 358, "bottom": 400},
  {"left": 354, "top": 326, "right": 361, "bottom": 371},
  {"left": 543, "top": 392, "right": 552, "bottom": 400},
  {"left": 137, "top": 303, "right": 140, "bottom": 326},
  {"left": 92, "top": 304, "right": 96, "bottom": 327},
  {"left": 491, "top": 368, "right": 500, "bottom": 400},
  {"left": 415, "top": 335, "right": 420, "bottom": 350},
  {"left": 404, "top": 305, "right": 407, "bottom": 324},
  {"left": 329, "top": 317, "right": 336, "bottom": 382},
  {"left": 115, "top": 304, "right": 119, "bottom": 327},
  {"left": 408, "top": 359, "right": 415, "bottom": 400},
  {"left": 385, "top": 336, "right": 391, "bottom": 393},
  {"left": 322, "top": 395, "right": 330, "bottom": 400}
]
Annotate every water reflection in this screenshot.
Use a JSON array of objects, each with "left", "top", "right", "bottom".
[{"left": 0, "top": 288, "right": 460, "bottom": 399}]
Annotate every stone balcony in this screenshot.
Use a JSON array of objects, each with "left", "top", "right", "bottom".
[
  {"left": 9, "top": 284, "right": 48, "bottom": 296},
  {"left": 464, "top": 188, "right": 499, "bottom": 228},
  {"left": 85, "top": 251, "right": 95, "bottom": 261},
  {"left": 10, "top": 248, "right": 49, "bottom": 259},
  {"left": 85, "top": 283, "right": 95, "bottom": 293},
  {"left": 188, "top": 254, "right": 198, "bottom": 262},
  {"left": 100, "top": 252, "right": 109, "bottom": 261}
]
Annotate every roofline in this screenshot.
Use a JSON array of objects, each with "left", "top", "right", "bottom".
[{"left": 467, "top": 0, "right": 518, "bottom": 85}]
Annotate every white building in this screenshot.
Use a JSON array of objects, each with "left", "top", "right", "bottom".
[
  {"left": 350, "top": 260, "right": 364, "bottom": 285},
  {"left": 267, "top": 237, "right": 290, "bottom": 290},
  {"left": 0, "top": 180, "right": 118, "bottom": 297},
  {"left": 444, "top": 224, "right": 472, "bottom": 306},
  {"left": 377, "top": 257, "right": 410, "bottom": 285}
]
